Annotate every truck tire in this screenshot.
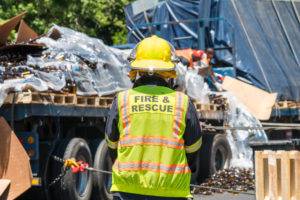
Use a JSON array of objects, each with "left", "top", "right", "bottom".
[
  {"left": 53, "top": 138, "right": 93, "bottom": 200},
  {"left": 92, "top": 140, "right": 113, "bottom": 200},
  {"left": 196, "top": 133, "right": 231, "bottom": 183},
  {"left": 194, "top": 133, "right": 214, "bottom": 183},
  {"left": 209, "top": 134, "right": 231, "bottom": 175}
]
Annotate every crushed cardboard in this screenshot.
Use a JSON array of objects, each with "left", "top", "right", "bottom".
[
  {"left": 0, "top": 12, "right": 40, "bottom": 49},
  {"left": 0, "top": 117, "right": 32, "bottom": 200},
  {"left": 0, "top": 12, "right": 27, "bottom": 46},
  {"left": 222, "top": 76, "right": 277, "bottom": 120},
  {"left": 16, "top": 20, "right": 38, "bottom": 44},
  {"left": 0, "top": 180, "right": 10, "bottom": 200}
]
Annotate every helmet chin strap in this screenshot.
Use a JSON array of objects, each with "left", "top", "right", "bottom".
[
  {"left": 147, "top": 68, "right": 154, "bottom": 76},
  {"left": 133, "top": 72, "right": 175, "bottom": 89}
]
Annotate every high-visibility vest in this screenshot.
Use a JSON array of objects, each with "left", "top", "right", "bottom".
[{"left": 111, "top": 85, "right": 191, "bottom": 198}]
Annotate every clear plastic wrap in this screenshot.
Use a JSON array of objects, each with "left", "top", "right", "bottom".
[
  {"left": 223, "top": 92, "right": 268, "bottom": 168},
  {"left": 176, "top": 65, "right": 210, "bottom": 104},
  {"left": 0, "top": 76, "right": 49, "bottom": 105},
  {"left": 176, "top": 63, "right": 267, "bottom": 168},
  {"left": 36, "top": 25, "right": 132, "bottom": 96},
  {"left": 34, "top": 70, "right": 66, "bottom": 91}
]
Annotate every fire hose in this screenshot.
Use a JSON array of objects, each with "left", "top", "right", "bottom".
[{"left": 49, "top": 156, "right": 255, "bottom": 196}]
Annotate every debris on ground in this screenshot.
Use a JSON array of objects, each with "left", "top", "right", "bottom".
[{"left": 193, "top": 168, "right": 255, "bottom": 195}]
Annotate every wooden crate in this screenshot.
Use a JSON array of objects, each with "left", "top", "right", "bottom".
[
  {"left": 193, "top": 102, "right": 221, "bottom": 111},
  {"left": 98, "top": 97, "right": 113, "bottom": 108},
  {"left": 4, "top": 92, "right": 114, "bottom": 108},
  {"left": 275, "top": 101, "right": 300, "bottom": 109},
  {"left": 4, "top": 92, "right": 69, "bottom": 104},
  {"left": 255, "top": 150, "right": 300, "bottom": 200}
]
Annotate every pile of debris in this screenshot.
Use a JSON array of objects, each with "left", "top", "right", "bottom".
[
  {"left": 193, "top": 168, "right": 255, "bottom": 195},
  {"left": 0, "top": 13, "right": 132, "bottom": 106}
]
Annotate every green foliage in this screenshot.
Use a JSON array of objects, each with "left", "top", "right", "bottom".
[{"left": 0, "top": 0, "right": 133, "bottom": 45}]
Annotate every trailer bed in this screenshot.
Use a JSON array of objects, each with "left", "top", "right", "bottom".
[{"left": 0, "top": 92, "right": 227, "bottom": 121}]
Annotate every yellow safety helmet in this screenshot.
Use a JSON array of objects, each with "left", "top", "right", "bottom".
[{"left": 129, "top": 35, "right": 177, "bottom": 75}]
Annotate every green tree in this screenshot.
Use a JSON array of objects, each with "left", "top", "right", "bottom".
[{"left": 0, "top": 0, "right": 133, "bottom": 45}]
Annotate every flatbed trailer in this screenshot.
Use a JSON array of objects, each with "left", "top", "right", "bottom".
[
  {"left": 271, "top": 101, "right": 300, "bottom": 118},
  {"left": 0, "top": 91, "right": 229, "bottom": 200},
  {"left": 266, "top": 101, "right": 300, "bottom": 141}
]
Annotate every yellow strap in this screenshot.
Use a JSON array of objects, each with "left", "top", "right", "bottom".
[
  {"left": 105, "top": 134, "right": 118, "bottom": 149},
  {"left": 185, "top": 137, "right": 202, "bottom": 154},
  {"left": 64, "top": 158, "right": 79, "bottom": 168}
]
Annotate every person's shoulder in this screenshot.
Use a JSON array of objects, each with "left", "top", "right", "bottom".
[
  {"left": 175, "top": 91, "right": 197, "bottom": 105},
  {"left": 175, "top": 90, "right": 189, "bottom": 100},
  {"left": 116, "top": 89, "right": 131, "bottom": 97}
]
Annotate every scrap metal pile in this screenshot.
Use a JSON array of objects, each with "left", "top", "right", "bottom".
[
  {"left": 0, "top": 13, "right": 132, "bottom": 106},
  {"left": 193, "top": 168, "right": 255, "bottom": 195}
]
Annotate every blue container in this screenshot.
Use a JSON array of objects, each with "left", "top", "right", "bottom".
[{"left": 213, "top": 67, "right": 236, "bottom": 78}]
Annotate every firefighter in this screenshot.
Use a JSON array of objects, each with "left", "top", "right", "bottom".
[
  {"left": 176, "top": 48, "right": 222, "bottom": 91},
  {"left": 193, "top": 48, "right": 223, "bottom": 91},
  {"left": 175, "top": 48, "right": 213, "bottom": 69},
  {"left": 105, "top": 35, "right": 202, "bottom": 200}
]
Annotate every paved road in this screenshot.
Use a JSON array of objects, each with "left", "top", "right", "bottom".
[
  {"left": 19, "top": 188, "right": 256, "bottom": 200},
  {"left": 194, "top": 193, "right": 255, "bottom": 200}
]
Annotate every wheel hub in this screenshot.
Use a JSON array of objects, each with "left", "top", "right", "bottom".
[{"left": 75, "top": 156, "right": 89, "bottom": 196}]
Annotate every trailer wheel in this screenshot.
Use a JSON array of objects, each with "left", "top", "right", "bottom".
[
  {"left": 210, "top": 134, "right": 231, "bottom": 174},
  {"left": 92, "top": 140, "right": 113, "bottom": 200},
  {"left": 196, "top": 133, "right": 231, "bottom": 183},
  {"left": 57, "top": 138, "right": 93, "bottom": 200},
  {"left": 194, "top": 133, "right": 214, "bottom": 183}
]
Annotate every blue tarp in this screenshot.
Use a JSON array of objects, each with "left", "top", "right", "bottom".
[
  {"left": 125, "top": 0, "right": 203, "bottom": 48},
  {"left": 125, "top": 0, "right": 300, "bottom": 101},
  {"left": 211, "top": 0, "right": 300, "bottom": 101}
]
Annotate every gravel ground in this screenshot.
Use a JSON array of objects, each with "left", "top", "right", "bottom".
[{"left": 194, "top": 192, "right": 255, "bottom": 200}]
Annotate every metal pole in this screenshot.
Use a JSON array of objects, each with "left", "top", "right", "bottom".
[
  {"left": 197, "top": 19, "right": 202, "bottom": 49},
  {"left": 126, "top": 26, "right": 143, "bottom": 42},
  {"left": 143, "top": 11, "right": 153, "bottom": 34},
  {"left": 261, "top": 122, "right": 300, "bottom": 127}
]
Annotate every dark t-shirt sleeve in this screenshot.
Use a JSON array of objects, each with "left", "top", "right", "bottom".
[
  {"left": 105, "top": 98, "right": 119, "bottom": 148},
  {"left": 184, "top": 100, "right": 202, "bottom": 148},
  {"left": 184, "top": 100, "right": 202, "bottom": 172}
]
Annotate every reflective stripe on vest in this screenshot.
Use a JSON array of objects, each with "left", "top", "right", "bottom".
[
  {"left": 119, "top": 136, "right": 184, "bottom": 149},
  {"left": 185, "top": 137, "right": 202, "bottom": 153},
  {"left": 120, "top": 90, "right": 130, "bottom": 136},
  {"left": 173, "top": 92, "right": 184, "bottom": 138},
  {"left": 105, "top": 134, "right": 118, "bottom": 149},
  {"left": 114, "top": 161, "right": 190, "bottom": 174}
]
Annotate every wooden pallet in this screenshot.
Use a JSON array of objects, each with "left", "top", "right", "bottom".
[
  {"left": 194, "top": 102, "right": 224, "bottom": 111},
  {"left": 255, "top": 150, "right": 300, "bottom": 200},
  {"left": 4, "top": 92, "right": 226, "bottom": 111},
  {"left": 275, "top": 101, "right": 300, "bottom": 109},
  {"left": 197, "top": 110, "right": 224, "bottom": 120},
  {"left": 4, "top": 92, "right": 114, "bottom": 108}
]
